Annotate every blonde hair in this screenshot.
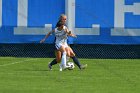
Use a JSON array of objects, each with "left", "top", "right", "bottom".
[{"left": 59, "top": 14, "right": 67, "bottom": 20}]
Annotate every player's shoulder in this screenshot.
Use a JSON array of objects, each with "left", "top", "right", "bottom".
[{"left": 63, "top": 25, "right": 68, "bottom": 30}]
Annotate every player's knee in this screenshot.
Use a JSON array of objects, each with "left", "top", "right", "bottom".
[{"left": 70, "top": 52, "right": 75, "bottom": 57}]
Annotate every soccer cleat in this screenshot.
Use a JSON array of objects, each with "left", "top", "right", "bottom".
[
  {"left": 59, "top": 64, "right": 63, "bottom": 71},
  {"left": 63, "top": 65, "right": 71, "bottom": 70},
  {"left": 48, "top": 63, "right": 52, "bottom": 70},
  {"left": 59, "top": 68, "right": 62, "bottom": 71},
  {"left": 59, "top": 64, "right": 70, "bottom": 71},
  {"left": 80, "top": 64, "right": 87, "bottom": 69}
]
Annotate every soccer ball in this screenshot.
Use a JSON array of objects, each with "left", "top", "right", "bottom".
[{"left": 67, "top": 62, "right": 75, "bottom": 70}]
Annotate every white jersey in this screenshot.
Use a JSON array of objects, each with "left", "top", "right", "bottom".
[
  {"left": 54, "top": 26, "right": 68, "bottom": 44},
  {"left": 54, "top": 26, "right": 68, "bottom": 49}
]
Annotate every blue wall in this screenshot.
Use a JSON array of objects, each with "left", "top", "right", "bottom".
[{"left": 0, "top": 0, "right": 140, "bottom": 44}]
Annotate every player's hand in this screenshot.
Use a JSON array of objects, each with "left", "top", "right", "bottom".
[
  {"left": 71, "top": 34, "right": 77, "bottom": 38},
  {"left": 73, "top": 35, "right": 77, "bottom": 38},
  {"left": 40, "top": 38, "right": 45, "bottom": 43}
]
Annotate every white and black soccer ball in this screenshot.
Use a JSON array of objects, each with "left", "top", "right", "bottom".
[{"left": 67, "top": 62, "right": 75, "bottom": 70}]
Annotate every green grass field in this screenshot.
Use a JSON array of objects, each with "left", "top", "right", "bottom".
[{"left": 0, "top": 57, "right": 139, "bottom": 93}]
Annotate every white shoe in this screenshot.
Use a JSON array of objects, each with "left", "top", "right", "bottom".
[
  {"left": 59, "top": 64, "right": 70, "bottom": 71},
  {"left": 63, "top": 65, "right": 70, "bottom": 70},
  {"left": 59, "top": 64, "right": 63, "bottom": 71},
  {"left": 59, "top": 68, "right": 62, "bottom": 71}
]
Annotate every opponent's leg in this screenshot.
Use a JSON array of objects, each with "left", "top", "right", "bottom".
[
  {"left": 48, "top": 59, "right": 56, "bottom": 70},
  {"left": 68, "top": 46, "right": 87, "bottom": 69},
  {"left": 48, "top": 50, "right": 61, "bottom": 70}
]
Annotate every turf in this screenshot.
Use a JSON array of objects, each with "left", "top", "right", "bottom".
[{"left": 0, "top": 57, "right": 140, "bottom": 93}]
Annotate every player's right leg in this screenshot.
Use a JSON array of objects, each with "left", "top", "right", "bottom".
[{"left": 58, "top": 45, "right": 70, "bottom": 71}]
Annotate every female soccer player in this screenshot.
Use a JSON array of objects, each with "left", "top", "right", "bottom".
[
  {"left": 41, "top": 21, "right": 76, "bottom": 71},
  {"left": 41, "top": 14, "right": 87, "bottom": 70}
]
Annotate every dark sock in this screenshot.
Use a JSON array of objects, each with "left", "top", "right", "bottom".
[
  {"left": 71, "top": 56, "right": 81, "bottom": 69},
  {"left": 50, "top": 59, "right": 57, "bottom": 66}
]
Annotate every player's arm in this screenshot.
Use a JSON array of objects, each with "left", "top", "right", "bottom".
[
  {"left": 68, "top": 31, "right": 77, "bottom": 38},
  {"left": 65, "top": 28, "right": 77, "bottom": 38},
  {"left": 40, "top": 30, "right": 54, "bottom": 43}
]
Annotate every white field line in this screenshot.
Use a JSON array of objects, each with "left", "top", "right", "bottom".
[{"left": 0, "top": 58, "right": 38, "bottom": 67}]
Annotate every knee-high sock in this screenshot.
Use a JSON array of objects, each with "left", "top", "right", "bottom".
[
  {"left": 50, "top": 59, "right": 57, "bottom": 66},
  {"left": 61, "top": 51, "right": 67, "bottom": 67},
  {"left": 71, "top": 56, "right": 81, "bottom": 69}
]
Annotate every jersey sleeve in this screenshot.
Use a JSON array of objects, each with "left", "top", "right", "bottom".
[{"left": 64, "top": 26, "right": 69, "bottom": 33}]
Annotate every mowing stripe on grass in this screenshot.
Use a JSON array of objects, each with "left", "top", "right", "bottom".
[{"left": 0, "top": 58, "right": 37, "bottom": 67}]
